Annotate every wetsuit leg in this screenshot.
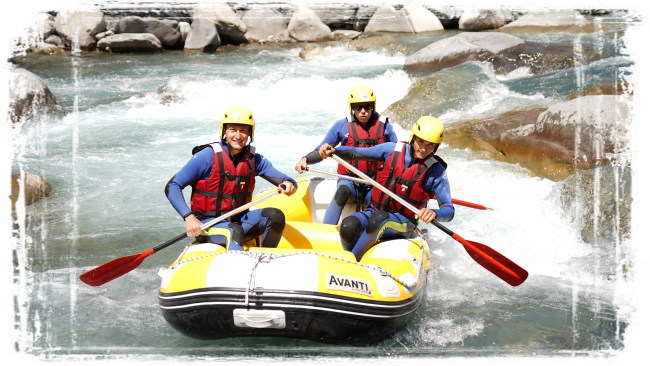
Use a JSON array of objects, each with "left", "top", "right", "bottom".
[
  {"left": 323, "top": 179, "right": 355, "bottom": 225},
  {"left": 240, "top": 208, "right": 286, "bottom": 248},
  {"left": 200, "top": 221, "right": 245, "bottom": 250},
  {"left": 339, "top": 209, "right": 372, "bottom": 252},
  {"left": 351, "top": 210, "right": 414, "bottom": 260},
  {"left": 340, "top": 215, "right": 361, "bottom": 251}
]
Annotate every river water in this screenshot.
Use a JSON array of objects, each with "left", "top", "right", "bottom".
[{"left": 7, "top": 7, "right": 642, "bottom": 364}]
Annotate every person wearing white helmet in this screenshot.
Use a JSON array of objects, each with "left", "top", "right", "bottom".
[
  {"left": 166, "top": 107, "right": 297, "bottom": 250},
  {"left": 320, "top": 116, "right": 455, "bottom": 260},
  {"left": 294, "top": 86, "right": 398, "bottom": 225}
]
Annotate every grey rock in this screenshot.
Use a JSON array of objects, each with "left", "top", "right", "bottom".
[
  {"left": 54, "top": 8, "right": 106, "bottom": 50},
  {"left": 287, "top": 7, "right": 333, "bottom": 42},
  {"left": 499, "top": 9, "right": 593, "bottom": 33},
  {"left": 365, "top": 4, "right": 414, "bottom": 33},
  {"left": 184, "top": 18, "right": 221, "bottom": 51},
  {"left": 11, "top": 172, "right": 52, "bottom": 207},
  {"left": 97, "top": 33, "right": 163, "bottom": 52},
  {"left": 8, "top": 68, "right": 59, "bottom": 123},
  {"left": 243, "top": 7, "right": 289, "bottom": 43},
  {"left": 179, "top": 21, "right": 191, "bottom": 41},
  {"left": 405, "top": 32, "right": 525, "bottom": 73},
  {"left": 404, "top": 4, "right": 444, "bottom": 33},
  {"left": 192, "top": 3, "right": 248, "bottom": 45},
  {"left": 536, "top": 95, "right": 631, "bottom": 167},
  {"left": 44, "top": 34, "right": 64, "bottom": 46},
  {"left": 459, "top": 9, "right": 509, "bottom": 31},
  {"left": 116, "top": 16, "right": 183, "bottom": 49},
  {"left": 554, "top": 166, "right": 631, "bottom": 246}
]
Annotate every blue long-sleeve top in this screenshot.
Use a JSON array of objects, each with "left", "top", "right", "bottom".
[
  {"left": 165, "top": 140, "right": 297, "bottom": 219},
  {"left": 334, "top": 142, "right": 455, "bottom": 222},
  {"left": 303, "top": 112, "right": 398, "bottom": 163}
]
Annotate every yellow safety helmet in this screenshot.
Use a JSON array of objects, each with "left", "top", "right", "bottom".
[
  {"left": 409, "top": 116, "right": 444, "bottom": 144},
  {"left": 348, "top": 86, "right": 376, "bottom": 113},
  {"left": 220, "top": 107, "right": 255, "bottom": 142}
]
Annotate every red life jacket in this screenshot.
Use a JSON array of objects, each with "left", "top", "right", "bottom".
[
  {"left": 336, "top": 114, "right": 387, "bottom": 177},
  {"left": 190, "top": 142, "right": 256, "bottom": 218},
  {"left": 370, "top": 142, "right": 440, "bottom": 219}
]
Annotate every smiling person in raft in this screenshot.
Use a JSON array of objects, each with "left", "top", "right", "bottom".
[
  {"left": 294, "top": 86, "right": 398, "bottom": 225},
  {"left": 319, "top": 116, "right": 455, "bottom": 260},
  {"left": 165, "top": 107, "right": 297, "bottom": 250}
]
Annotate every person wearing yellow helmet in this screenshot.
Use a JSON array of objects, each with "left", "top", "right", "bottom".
[
  {"left": 294, "top": 86, "right": 398, "bottom": 225},
  {"left": 319, "top": 116, "right": 454, "bottom": 260},
  {"left": 165, "top": 107, "right": 297, "bottom": 250},
  {"left": 408, "top": 115, "right": 445, "bottom": 145}
]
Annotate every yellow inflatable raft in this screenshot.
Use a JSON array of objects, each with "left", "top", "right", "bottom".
[{"left": 158, "top": 177, "right": 431, "bottom": 344}]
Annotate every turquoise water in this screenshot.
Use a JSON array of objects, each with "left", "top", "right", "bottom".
[{"left": 10, "top": 14, "right": 635, "bottom": 361}]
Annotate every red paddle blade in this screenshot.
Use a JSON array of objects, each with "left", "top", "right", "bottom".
[
  {"left": 79, "top": 249, "right": 154, "bottom": 286},
  {"left": 452, "top": 234, "right": 528, "bottom": 286},
  {"left": 451, "top": 198, "right": 492, "bottom": 211}
]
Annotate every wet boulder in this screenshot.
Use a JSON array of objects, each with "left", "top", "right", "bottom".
[
  {"left": 404, "top": 32, "right": 524, "bottom": 73},
  {"left": 404, "top": 31, "right": 598, "bottom": 75},
  {"left": 310, "top": 3, "right": 360, "bottom": 30},
  {"left": 424, "top": 5, "right": 463, "bottom": 28},
  {"left": 354, "top": 4, "right": 380, "bottom": 31},
  {"left": 45, "top": 34, "right": 64, "bottom": 47},
  {"left": 53, "top": 8, "right": 106, "bottom": 50},
  {"left": 116, "top": 16, "right": 183, "bottom": 49},
  {"left": 498, "top": 9, "right": 594, "bottom": 33},
  {"left": 11, "top": 172, "right": 52, "bottom": 207},
  {"left": 441, "top": 107, "right": 552, "bottom": 175},
  {"left": 459, "top": 9, "right": 509, "bottom": 31},
  {"left": 383, "top": 71, "right": 490, "bottom": 124},
  {"left": 97, "top": 33, "right": 163, "bottom": 52},
  {"left": 184, "top": 18, "right": 221, "bottom": 51},
  {"left": 553, "top": 166, "right": 631, "bottom": 246},
  {"left": 568, "top": 82, "right": 631, "bottom": 99},
  {"left": 8, "top": 68, "right": 59, "bottom": 123},
  {"left": 405, "top": 4, "right": 444, "bottom": 32},
  {"left": 442, "top": 95, "right": 631, "bottom": 181},
  {"left": 179, "top": 22, "right": 191, "bottom": 42},
  {"left": 365, "top": 5, "right": 412, "bottom": 32},
  {"left": 242, "top": 7, "right": 290, "bottom": 43},
  {"left": 534, "top": 95, "right": 630, "bottom": 167},
  {"left": 191, "top": 3, "right": 248, "bottom": 45},
  {"left": 365, "top": 4, "right": 443, "bottom": 33},
  {"left": 287, "top": 7, "right": 334, "bottom": 42}
]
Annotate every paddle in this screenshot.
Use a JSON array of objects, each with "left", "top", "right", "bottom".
[
  {"left": 79, "top": 186, "right": 285, "bottom": 287},
  {"left": 303, "top": 166, "right": 491, "bottom": 210},
  {"left": 329, "top": 153, "right": 528, "bottom": 287}
]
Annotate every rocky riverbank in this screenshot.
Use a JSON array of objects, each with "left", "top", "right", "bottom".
[{"left": 12, "top": 3, "right": 615, "bottom": 55}]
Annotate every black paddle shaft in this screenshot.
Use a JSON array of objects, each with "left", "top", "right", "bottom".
[{"left": 153, "top": 232, "right": 189, "bottom": 253}]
